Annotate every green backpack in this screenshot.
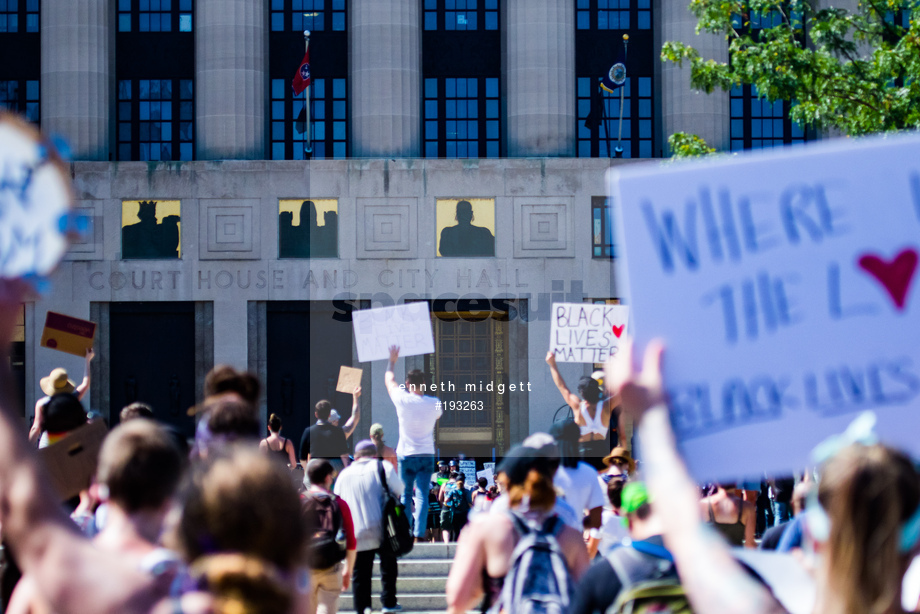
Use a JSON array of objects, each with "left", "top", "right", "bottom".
[{"left": 605, "top": 543, "right": 693, "bottom": 614}]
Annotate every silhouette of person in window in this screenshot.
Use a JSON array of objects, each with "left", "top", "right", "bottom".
[
  {"left": 279, "top": 200, "right": 338, "bottom": 258},
  {"left": 438, "top": 200, "right": 494, "bottom": 257},
  {"left": 122, "top": 201, "right": 180, "bottom": 259},
  {"left": 279, "top": 210, "right": 298, "bottom": 258}
]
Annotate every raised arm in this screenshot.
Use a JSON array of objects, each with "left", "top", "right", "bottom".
[
  {"left": 545, "top": 351, "right": 581, "bottom": 411},
  {"left": 75, "top": 347, "right": 94, "bottom": 400},
  {"left": 385, "top": 346, "right": 400, "bottom": 393},
  {"left": 606, "top": 341, "right": 786, "bottom": 614},
  {"left": 342, "top": 386, "right": 361, "bottom": 439}
]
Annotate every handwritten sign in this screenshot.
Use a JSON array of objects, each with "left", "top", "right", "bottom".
[
  {"left": 352, "top": 302, "right": 435, "bottom": 362},
  {"left": 459, "top": 460, "right": 476, "bottom": 485},
  {"left": 476, "top": 467, "right": 495, "bottom": 488},
  {"left": 40, "top": 311, "right": 96, "bottom": 357},
  {"left": 610, "top": 134, "right": 920, "bottom": 482},
  {"left": 0, "top": 113, "right": 74, "bottom": 283},
  {"left": 550, "top": 302, "right": 629, "bottom": 363},
  {"left": 335, "top": 366, "right": 363, "bottom": 393}
]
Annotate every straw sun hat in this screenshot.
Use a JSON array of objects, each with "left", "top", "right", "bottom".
[{"left": 40, "top": 368, "right": 76, "bottom": 397}]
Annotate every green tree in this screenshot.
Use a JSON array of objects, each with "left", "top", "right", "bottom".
[{"left": 662, "top": 0, "right": 920, "bottom": 149}]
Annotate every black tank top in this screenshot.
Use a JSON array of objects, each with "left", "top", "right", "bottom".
[
  {"left": 264, "top": 437, "right": 289, "bottom": 464},
  {"left": 707, "top": 499, "right": 746, "bottom": 546}
]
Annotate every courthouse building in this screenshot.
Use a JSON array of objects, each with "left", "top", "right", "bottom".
[{"left": 1, "top": 0, "right": 827, "bottom": 457}]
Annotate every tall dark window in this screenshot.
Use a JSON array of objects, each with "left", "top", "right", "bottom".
[
  {"left": 728, "top": 5, "right": 811, "bottom": 151},
  {"left": 269, "top": 0, "right": 347, "bottom": 159},
  {"left": 0, "top": 0, "right": 39, "bottom": 127},
  {"left": 575, "top": 0, "right": 655, "bottom": 158},
  {"left": 591, "top": 196, "right": 614, "bottom": 258},
  {"left": 424, "top": 0, "right": 499, "bottom": 31},
  {"left": 0, "top": 0, "right": 39, "bottom": 33},
  {"left": 116, "top": 0, "right": 194, "bottom": 160},
  {"left": 118, "top": 79, "right": 194, "bottom": 161},
  {"left": 424, "top": 77, "right": 499, "bottom": 158},
  {"left": 423, "top": 0, "right": 500, "bottom": 158}
]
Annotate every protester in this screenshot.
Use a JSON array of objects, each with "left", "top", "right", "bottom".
[
  {"left": 333, "top": 439, "right": 404, "bottom": 614},
  {"left": 549, "top": 419, "right": 605, "bottom": 531},
  {"left": 768, "top": 475, "right": 796, "bottom": 527},
  {"left": 546, "top": 351, "right": 625, "bottom": 470},
  {"left": 586, "top": 472, "right": 629, "bottom": 559},
  {"left": 203, "top": 365, "right": 260, "bottom": 406},
  {"left": 700, "top": 482, "right": 756, "bottom": 548},
  {"left": 607, "top": 339, "right": 920, "bottom": 614},
  {"left": 303, "top": 459, "right": 357, "bottom": 614},
  {"left": 260, "top": 413, "right": 297, "bottom": 468},
  {"left": 300, "top": 399, "right": 351, "bottom": 481},
  {"left": 7, "top": 418, "right": 186, "bottom": 614},
  {"left": 328, "top": 388, "right": 360, "bottom": 440},
  {"left": 119, "top": 402, "right": 154, "bottom": 422},
  {"left": 571, "top": 481, "right": 686, "bottom": 614},
  {"left": 445, "top": 445, "right": 589, "bottom": 614},
  {"left": 30, "top": 348, "right": 94, "bottom": 446},
  {"left": 471, "top": 477, "right": 489, "bottom": 508},
  {"left": 369, "top": 423, "right": 397, "bottom": 470},
  {"left": 761, "top": 480, "right": 813, "bottom": 551},
  {"left": 439, "top": 471, "right": 472, "bottom": 543},
  {"left": 385, "top": 345, "right": 443, "bottom": 543}
]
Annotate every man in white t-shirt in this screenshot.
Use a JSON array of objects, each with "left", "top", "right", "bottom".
[{"left": 385, "top": 345, "right": 443, "bottom": 542}]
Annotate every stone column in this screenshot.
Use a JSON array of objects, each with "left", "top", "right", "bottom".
[
  {"left": 505, "top": 0, "right": 576, "bottom": 157},
  {"left": 350, "top": 0, "right": 421, "bottom": 157},
  {"left": 195, "top": 0, "right": 267, "bottom": 160},
  {"left": 659, "top": 0, "right": 730, "bottom": 153},
  {"left": 41, "top": 0, "right": 111, "bottom": 161}
]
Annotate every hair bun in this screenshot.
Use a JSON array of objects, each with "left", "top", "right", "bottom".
[{"left": 190, "top": 554, "right": 292, "bottom": 614}]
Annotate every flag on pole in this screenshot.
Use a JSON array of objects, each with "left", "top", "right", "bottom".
[
  {"left": 600, "top": 59, "right": 626, "bottom": 93},
  {"left": 292, "top": 50, "right": 311, "bottom": 95}
]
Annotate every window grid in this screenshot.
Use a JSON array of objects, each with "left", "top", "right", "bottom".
[
  {"left": 424, "top": 77, "right": 500, "bottom": 158},
  {"left": 0, "top": 0, "right": 39, "bottom": 33},
  {"left": 271, "top": 77, "right": 347, "bottom": 160},
  {"left": 591, "top": 197, "right": 615, "bottom": 258},
  {"left": 270, "top": 0, "right": 346, "bottom": 32},
  {"left": 0, "top": 80, "right": 39, "bottom": 124},
  {"left": 118, "top": 79, "right": 194, "bottom": 161},
  {"left": 576, "top": 0, "right": 651, "bottom": 31},
  {"left": 577, "top": 76, "right": 652, "bottom": 158},
  {"left": 424, "top": 0, "right": 498, "bottom": 31},
  {"left": 118, "top": 0, "right": 193, "bottom": 33}
]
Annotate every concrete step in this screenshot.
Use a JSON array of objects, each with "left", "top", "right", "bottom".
[
  {"left": 370, "top": 575, "right": 447, "bottom": 593},
  {"left": 373, "top": 559, "right": 452, "bottom": 577},
  {"left": 338, "top": 592, "right": 447, "bottom": 612},
  {"left": 401, "top": 543, "right": 458, "bottom": 560}
]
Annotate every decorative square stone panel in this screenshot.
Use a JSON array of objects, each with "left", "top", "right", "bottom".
[
  {"left": 199, "top": 199, "right": 261, "bottom": 260},
  {"left": 357, "top": 198, "right": 418, "bottom": 259},
  {"left": 63, "top": 202, "right": 103, "bottom": 260},
  {"left": 514, "top": 197, "right": 575, "bottom": 258}
]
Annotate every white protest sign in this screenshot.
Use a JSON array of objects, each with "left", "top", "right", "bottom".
[
  {"left": 476, "top": 467, "right": 495, "bottom": 488},
  {"left": 352, "top": 302, "right": 435, "bottom": 362},
  {"left": 0, "top": 114, "right": 74, "bottom": 282},
  {"left": 459, "top": 460, "right": 476, "bottom": 485},
  {"left": 550, "top": 302, "right": 629, "bottom": 363},
  {"left": 610, "top": 134, "right": 920, "bottom": 482}
]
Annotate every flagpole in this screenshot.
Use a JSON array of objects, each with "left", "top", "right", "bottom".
[
  {"left": 614, "top": 34, "right": 628, "bottom": 158},
  {"left": 304, "top": 30, "right": 312, "bottom": 157}
]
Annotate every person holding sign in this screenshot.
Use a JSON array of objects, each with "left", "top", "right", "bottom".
[
  {"left": 29, "top": 347, "right": 94, "bottom": 447},
  {"left": 607, "top": 340, "right": 920, "bottom": 614},
  {"left": 546, "top": 351, "right": 626, "bottom": 471}
]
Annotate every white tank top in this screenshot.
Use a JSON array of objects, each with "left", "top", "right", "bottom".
[{"left": 578, "top": 400, "right": 608, "bottom": 438}]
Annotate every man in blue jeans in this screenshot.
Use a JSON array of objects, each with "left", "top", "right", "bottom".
[{"left": 386, "top": 345, "right": 443, "bottom": 542}]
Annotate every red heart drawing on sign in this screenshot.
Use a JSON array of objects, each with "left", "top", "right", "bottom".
[
  {"left": 857, "top": 248, "right": 919, "bottom": 310},
  {"left": 612, "top": 324, "right": 625, "bottom": 338}
]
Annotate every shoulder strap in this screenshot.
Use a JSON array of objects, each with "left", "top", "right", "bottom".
[
  {"left": 737, "top": 499, "right": 744, "bottom": 523},
  {"left": 707, "top": 500, "right": 715, "bottom": 522},
  {"left": 630, "top": 540, "right": 674, "bottom": 563},
  {"left": 377, "top": 459, "right": 391, "bottom": 496},
  {"left": 506, "top": 510, "right": 531, "bottom": 537}
]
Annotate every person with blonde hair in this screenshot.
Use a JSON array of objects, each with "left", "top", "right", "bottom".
[
  {"left": 369, "top": 423, "right": 397, "bottom": 469},
  {"left": 606, "top": 340, "right": 920, "bottom": 614}
]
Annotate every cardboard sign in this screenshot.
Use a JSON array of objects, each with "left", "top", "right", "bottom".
[
  {"left": 352, "top": 302, "right": 435, "bottom": 362},
  {"left": 458, "top": 460, "right": 476, "bottom": 485},
  {"left": 40, "top": 311, "right": 96, "bottom": 357},
  {"left": 335, "top": 366, "right": 363, "bottom": 393},
  {"left": 0, "top": 113, "right": 74, "bottom": 281},
  {"left": 610, "top": 134, "right": 920, "bottom": 482},
  {"left": 550, "top": 302, "right": 629, "bottom": 363},
  {"left": 38, "top": 419, "right": 108, "bottom": 500}
]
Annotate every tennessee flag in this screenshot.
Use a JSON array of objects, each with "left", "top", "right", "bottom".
[{"left": 292, "top": 50, "right": 311, "bottom": 95}]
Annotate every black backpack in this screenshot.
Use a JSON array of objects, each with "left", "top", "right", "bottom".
[
  {"left": 302, "top": 492, "right": 347, "bottom": 570},
  {"left": 378, "top": 460, "right": 414, "bottom": 557}
]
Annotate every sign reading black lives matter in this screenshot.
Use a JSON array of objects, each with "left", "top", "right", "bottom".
[
  {"left": 0, "top": 113, "right": 73, "bottom": 283},
  {"left": 550, "top": 302, "right": 629, "bottom": 363},
  {"left": 610, "top": 134, "right": 920, "bottom": 482}
]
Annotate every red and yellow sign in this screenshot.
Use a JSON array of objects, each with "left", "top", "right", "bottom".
[{"left": 40, "top": 312, "right": 96, "bottom": 357}]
